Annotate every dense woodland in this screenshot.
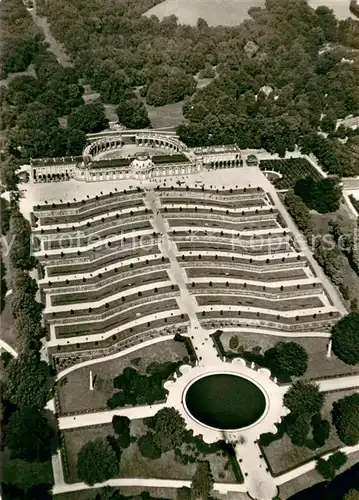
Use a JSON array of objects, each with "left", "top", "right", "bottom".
[{"left": 1, "top": 0, "right": 359, "bottom": 180}]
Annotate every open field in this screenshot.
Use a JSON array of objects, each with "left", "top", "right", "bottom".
[
  {"left": 145, "top": 0, "right": 354, "bottom": 26},
  {"left": 63, "top": 419, "right": 236, "bottom": 483},
  {"left": 263, "top": 388, "right": 359, "bottom": 476},
  {"left": 220, "top": 332, "right": 359, "bottom": 380},
  {"left": 57, "top": 339, "right": 188, "bottom": 414}
]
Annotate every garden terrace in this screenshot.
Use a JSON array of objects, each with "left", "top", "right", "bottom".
[
  {"left": 53, "top": 298, "right": 180, "bottom": 337},
  {"left": 39, "top": 256, "right": 168, "bottom": 289},
  {"left": 43, "top": 242, "right": 160, "bottom": 277},
  {"left": 35, "top": 197, "right": 145, "bottom": 225},
  {"left": 195, "top": 294, "right": 325, "bottom": 311},
  {"left": 48, "top": 314, "right": 190, "bottom": 360},
  {"left": 198, "top": 308, "right": 339, "bottom": 328},
  {"left": 35, "top": 207, "right": 149, "bottom": 234},
  {"left": 40, "top": 219, "right": 153, "bottom": 249},
  {"left": 185, "top": 265, "right": 309, "bottom": 281},
  {"left": 259, "top": 158, "right": 322, "bottom": 189},
  {"left": 176, "top": 252, "right": 303, "bottom": 266},
  {"left": 170, "top": 228, "right": 291, "bottom": 243},
  {"left": 33, "top": 188, "right": 144, "bottom": 213},
  {"left": 159, "top": 196, "right": 268, "bottom": 208},
  {"left": 176, "top": 241, "right": 290, "bottom": 255},
  {"left": 167, "top": 217, "right": 279, "bottom": 231},
  {"left": 49, "top": 270, "right": 170, "bottom": 305},
  {"left": 187, "top": 279, "right": 323, "bottom": 295},
  {"left": 155, "top": 186, "right": 264, "bottom": 195},
  {"left": 45, "top": 283, "right": 178, "bottom": 319},
  {"left": 161, "top": 206, "right": 274, "bottom": 217}
]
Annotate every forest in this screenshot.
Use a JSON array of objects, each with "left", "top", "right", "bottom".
[{"left": 1, "top": 0, "right": 359, "bottom": 179}]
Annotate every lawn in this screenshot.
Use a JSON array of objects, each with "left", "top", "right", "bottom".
[
  {"left": 57, "top": 339, "right": 188, "bottom": 415},
  {"left": 220, "top": 332, "right": 359, "bottom": 380},
  {"left": 259, "top": 158, "right": 322, "bottom": 189},
  {"left": 262, "top": 388, "right": 359, "bottom": 475},
  {"left": 63, "top": 419, "right": 236, "bottom": 483},
  {"left": 145, "top": 101, "right": 185, "bottom": 130}
]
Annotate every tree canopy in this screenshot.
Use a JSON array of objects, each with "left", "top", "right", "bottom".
[
  {"left": 284, "top": 380, "right": 324, "bottom": 417},
  {"left": 5, "top": 408, "right": 58, "bottom": 462},
  {"left": 266, "top": 341, "right": 308, "bottom": 377},
  {"left": 67, "top": 103, "right": 109, "bottom": 133},
  {"left": 332, "top": 393, "right": 359, "bottom": 445},
  {"left": 77, "top": 438, "right": 118, "bottom": 485},
  {"left": 4, "top": 351, "right": 51, "bottom": 408},
  {"left": 331, "top": 314, "right": 359, "bottom": 365},
  {"left": 294, "top": 177, "right": 342, "bottom": 213}
]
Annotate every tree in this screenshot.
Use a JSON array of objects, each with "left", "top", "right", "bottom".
[
  {"left": 137, "top": 433, "right": 161, "bottom": 459},
  {"left": 267, "top": 341, "right": 308, "bottom": 377},
  {"left": 67, "top": 104, "right": 109, "bottom": 133},
  {"left": 331, "top": 314, "right": 359, "bottom": 365},
  {"left": 0, "top": 197, "right": 10, "bottom": 234},
  {"left": 294, "top": 177, "right": 342, "bottom": 214},
  {"left": 283, "top": 380, "right": 324, "bottom": 417},
  {"left": 4, "top": 351, "right": 51, "bottom": 409},
  {"left": 284, "top": 190, "right": 311, "bottom": 234},
  {"left": 328, "top": 450, "right": 348, "bottom": 469},
  {"left": 112, "top": 415, "right": 130, "bottom": 448},
  {"left": 332, "top": 393, "right": 359, "bottom": 445},
  {"left": 5, "top": 408, "right": 58, "bottom": 461},
  {"left": 8, "top": 210, "right": 34, "bottom": 270},
  {"left": 316, "top": 451, "right": 348, "bottom": 480},
  {"left": 191, "top": 461, "right": 213, "bottom": 500},
  {"left": 116, "top": 96, "right": 150, "bottom": 129},
  {"left": 147, "top": 407, "right": 187, "bottom": 453},
  {"left": 66, "top": 128, "right": 86, "bottom": 155},
  {"left": 77, "top": 438, "right": 118, "bottom": 485},
  {"left": 286, "top": 414, "right": 310, "bottom": 446},
  {"left": 0, "top": 253, "right": 7, "bottom": 313},
  {"left": 311, "top": 414, "right": 331, "bottom": 447},
  {"left": 177, "top": 487, "right": 192, "bottom": 500}
]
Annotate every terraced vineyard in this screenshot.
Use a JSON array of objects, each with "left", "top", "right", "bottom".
[{"left": 32, "top": 178, "right": 339, "bottom": 374}]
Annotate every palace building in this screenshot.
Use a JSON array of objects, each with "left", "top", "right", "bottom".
[{"left": 30, "top": 129, "right": 242, "bottom": 183}]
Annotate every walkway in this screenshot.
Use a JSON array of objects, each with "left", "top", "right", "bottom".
[
  {"left": 52, "top": 478, "right": 248, "bottom": 496},
  {"left": 59, "top": 404, "right": 165, "bottom": 430}
]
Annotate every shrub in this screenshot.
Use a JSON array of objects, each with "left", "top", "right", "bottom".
[{"left": 229, "top": 336, "right": 239, "bottom": 350}]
